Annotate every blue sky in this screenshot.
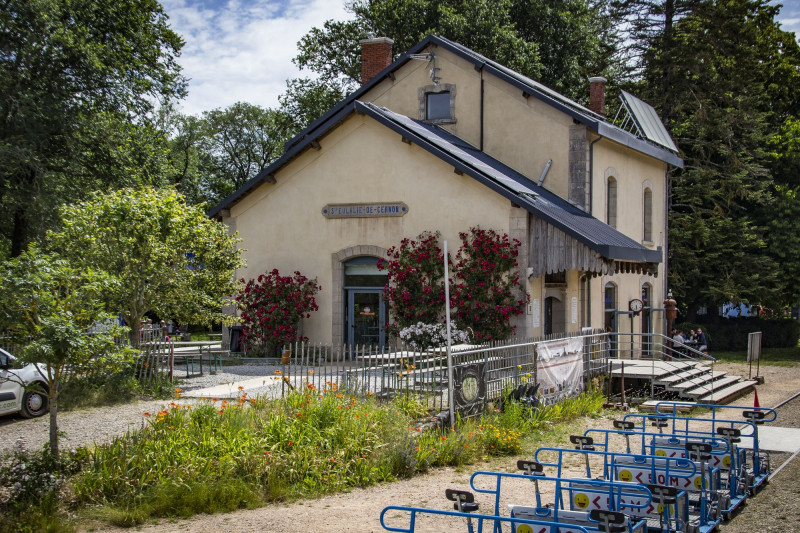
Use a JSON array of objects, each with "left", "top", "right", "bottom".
[{"left": 161, "top": 0, "right": 800, "bottom": 117}]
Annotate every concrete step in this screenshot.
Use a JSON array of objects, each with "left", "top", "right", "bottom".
[
  {"left": 681, "top": 375, "right": 742, "bottom": 398},
  {"left": 696, "top": 379, "right": 758, "bottom": 404},
  {"left": 654, "top": 366, "right": 712, "bottom": 385},
  {"left": 639, "top": 400, "right": 696, "bottom": 413},
  {"left": 670, "top": 370, "right": 728, "bottom": 392},
  {"left": 610, "top": 360, "right": 697, "bottom": 380}
]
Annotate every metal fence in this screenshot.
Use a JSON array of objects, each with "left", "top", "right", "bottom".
[{"left": 244, "top": 328, "right": 609, "bottom": 418}]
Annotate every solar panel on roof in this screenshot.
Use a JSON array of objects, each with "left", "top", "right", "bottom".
[{"left": 619, "top": 91, "right": 678, "bottom": 152}]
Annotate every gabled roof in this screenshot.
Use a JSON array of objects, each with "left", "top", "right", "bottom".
[
  {"left": 211, "top": 35, "right": 682, "bottom": 221},
  {"left": 283, "top": 35, "right": 682, "bottom": 167},
  {"left": 210, "top": 97, "right": 661, "bottom": 264},
  {"left": 358, "top": 102, "right": 661, "bottom": 263}
]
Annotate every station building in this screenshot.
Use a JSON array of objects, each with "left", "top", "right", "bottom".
[{"left": 210, "top": 35, "right": 683, "bottom": 350}]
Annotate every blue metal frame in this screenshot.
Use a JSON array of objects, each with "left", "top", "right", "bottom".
[
  {"left": 623, "top": 402, "right": 777, "bottom": 492},
  {"left": 532, "top": 446, "right": 721, "bottom": 532},
  {"left": 583, "top": 427, "right": 747, "bottom": 517},
  {"left": 379, "top": 504, "right": 593, "bottom": 533},
  {"left": 469, "top": 471, "right": 650, "bottom": 532}
]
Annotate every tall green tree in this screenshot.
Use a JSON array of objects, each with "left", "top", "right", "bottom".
[
  {"left": 47, "top": 188, "right": 244, "bottom": 345},
  {"left": 294, "top": 0, "right": 543, "bottom": 93},
  {"left": 0, "top": 0, "right": 186, "bottom": 258},
  {"left": 640, "top": 0, "right": 800, "bottom": 317},
  {"left": 0, "top": 250, "right": 131, "bottom": 459},
  {"left": 196, "top": 103, "right": 289, "bottom": 206}
]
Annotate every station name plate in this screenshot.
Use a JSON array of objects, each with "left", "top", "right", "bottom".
[{"left": 322, "top": 202, "right": 408, "bottom": 219}]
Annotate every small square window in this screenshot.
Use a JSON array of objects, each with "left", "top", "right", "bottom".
[{"left": 426, "top": 91, "right": 451, "bottom": 120}]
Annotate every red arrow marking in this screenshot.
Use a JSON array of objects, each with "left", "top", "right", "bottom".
[
  {"left": 648, "top": 504, "right": 655, "bottom": 514},
  {"left": 593, "top": 496, "right": 601, "bottom": 508},
  {"left": 684, "top": 478, "right": 691, "bottom": 488},
  {"left": 635, "top": 472, "right": 644, "bottom": 483}
]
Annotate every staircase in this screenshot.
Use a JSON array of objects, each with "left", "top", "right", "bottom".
[{"left": 610, "top": 359, "right": 757, "bottom": 405}]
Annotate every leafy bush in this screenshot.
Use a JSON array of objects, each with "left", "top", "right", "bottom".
[
  {"left": 452, "top": 227, "right": 527, "bottom": 340},
  {"left": 0, "top": 445, "right": 82, "bottom": 533},
  {"left": 378, "top": 231, "right": 446, "bottom": 334},
  {"left": 236, "top": 269, "right": 321, "bottom": 356},
  {"left": 398, "top": 321, "right": 470, "bottom": 350}
]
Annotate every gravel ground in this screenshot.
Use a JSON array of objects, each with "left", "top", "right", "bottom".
[{"left": 0, "top": 365, "right": 285, "bottom": 455}]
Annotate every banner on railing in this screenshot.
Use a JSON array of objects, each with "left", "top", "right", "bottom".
[{"left": 536, "top": 337, "right": 584, "bottom": 404}]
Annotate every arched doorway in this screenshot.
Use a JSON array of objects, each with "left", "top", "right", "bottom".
[
  {"left": 343, "top": 257, "right": 387, "bottom": 348},
  {"left": 544, "top": 294, "right": 566, "bottom": 335}
]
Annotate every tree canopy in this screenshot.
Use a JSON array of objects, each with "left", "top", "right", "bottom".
[
  {"left": 0, "top": 250, "right": 131, "bottom": 457},
  {"left": 47, "top": 188, "right": 244, "bottom": 345},
  {"left": 0, "top": 0, "right": 186, "bottom": 257}
]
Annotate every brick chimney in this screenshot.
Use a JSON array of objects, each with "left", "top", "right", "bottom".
[
  {"left": 588, "top": 76, "right": 607, "bottom": 116},
  {"left": 360, "top": 36, "right": 394, "bottom": 85}
]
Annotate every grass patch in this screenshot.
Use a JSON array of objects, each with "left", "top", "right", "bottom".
[
  {"left": 3, "top": 383, "right": 605, "bottom": 530},
  {"left": 712, "top": 346, "right": 800, "bottom": 366}
]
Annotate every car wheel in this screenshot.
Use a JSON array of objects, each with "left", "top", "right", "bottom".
[{"left": 20, "top": 384, "right": 49, "bottom": 418}]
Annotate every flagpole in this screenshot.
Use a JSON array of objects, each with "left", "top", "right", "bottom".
[{"left": 444, "top": 240, "right": 455, "bottom": 426}]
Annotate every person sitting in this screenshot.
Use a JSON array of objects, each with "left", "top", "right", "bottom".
[{"left": 696, "top": 328, "right": 708, "bottom": 352}]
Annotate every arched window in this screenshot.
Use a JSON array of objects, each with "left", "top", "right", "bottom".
[
  {"left": 643, "top": 187, "right": 653, "bottom": 242},
  {"left": 604, "top": 282, "right": 617, "bottom": 332},
  {"left": 607, "top": 177, "right": 617, "bottom": 228}
]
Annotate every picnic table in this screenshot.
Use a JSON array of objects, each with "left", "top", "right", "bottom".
[{"left": 169, "top": 341, "right": 226, "bottom": 377}]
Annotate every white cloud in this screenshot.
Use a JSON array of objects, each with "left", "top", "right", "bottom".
[{"left": 161, "top": 0, "right": 354, "bottom": 116}]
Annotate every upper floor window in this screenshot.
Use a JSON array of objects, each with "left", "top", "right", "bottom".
[
  {"left": 607, "top": 176, "right": 617, "bottom": 228},
  {"left": 418, "top": 83, "right": 456, "bottom": 123},
  {"left": 643, "top": 187, "right": 653, "bottom": 242},
  {"left": 426, "top": 92, "right": 450, "bottom": 120}
]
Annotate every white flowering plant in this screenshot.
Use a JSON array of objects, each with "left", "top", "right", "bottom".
[{"left": 398, "top": 322, "right": 471, "bottom": 351}]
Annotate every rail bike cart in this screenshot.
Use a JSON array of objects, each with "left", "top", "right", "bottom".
[
  {"left": 533, "top": 442, "right": 723, "bottom": 532},
  {"left": 468, "top": 466, "right": 651, "bottom": 533},
  {"left": 582, "top": 425, "right": 745, "bottom": 518},
  {"left": 622, "top": 402, "right": 777, "bottom": 494},
  {"left": 380, "top": 488, "right": 603, "bottom": 533}
]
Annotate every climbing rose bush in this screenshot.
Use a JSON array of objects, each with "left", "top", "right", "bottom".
[
  {"left": 378, "top": 231, "right": 446, "bottom": 335},
  {"left": 451, "top": 227, "right": 527, "bottom": 341},
  {"left": 381, "top": 228, "right": 527, "bottom": 343},
  {"left": 398, "top": 321, "right": 471, "bottom": 351},
  {"left": 236, "top": 269, "right": 320, "bottom": 354}
]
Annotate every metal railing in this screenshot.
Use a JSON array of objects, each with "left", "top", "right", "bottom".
[{"left": 605, "top": 331, "right": 718, "bottom": 401}]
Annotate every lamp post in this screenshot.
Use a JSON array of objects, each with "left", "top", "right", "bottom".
[{"left": 664, "top": 289, "right": 678, "bottom": 358}]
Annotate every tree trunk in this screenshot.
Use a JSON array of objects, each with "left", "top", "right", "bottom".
[
  {"left": 129, "top": 318, "right": 142, "bottom": 348},
  {"left": 11, "top": 205, "right": 28, "bottom": 257},
  {"left": 49, "top": 388, "right": 59, "bottom": 461}
]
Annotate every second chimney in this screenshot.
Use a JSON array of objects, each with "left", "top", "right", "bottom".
[
  {"left": 360, "top": 36, "right": 394, "bottom": 85},
  {"left": 588, "top": 76, "right": 607, "bottom": 116}
]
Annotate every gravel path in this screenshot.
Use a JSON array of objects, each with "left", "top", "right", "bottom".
[{"left": 0, "top": 365, "right": 283, "bottom": 455}]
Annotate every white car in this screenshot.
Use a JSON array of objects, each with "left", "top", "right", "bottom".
[{"left": 0, "top": 348, "right": 49, "bottom": 418}]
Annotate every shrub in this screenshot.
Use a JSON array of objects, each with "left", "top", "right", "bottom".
[
  {"left": 677, "top": 318, "right": 800, "bottom": 351},
  {"left": 398, "top": 322, "right": 470, "bottom": 350},
  {"left": 236, "top": 269, "right": 321, "bottom": 355},
  {"left": 451, "top": 227, "right": 527, "bottom": 341},
  {"left": 378, "top": 231, "right": 446, "bottom": 334}
]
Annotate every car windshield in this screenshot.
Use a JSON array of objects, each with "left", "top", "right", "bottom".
[{"left": 0, "top": 349, "right": 19, "bottom": 369}]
